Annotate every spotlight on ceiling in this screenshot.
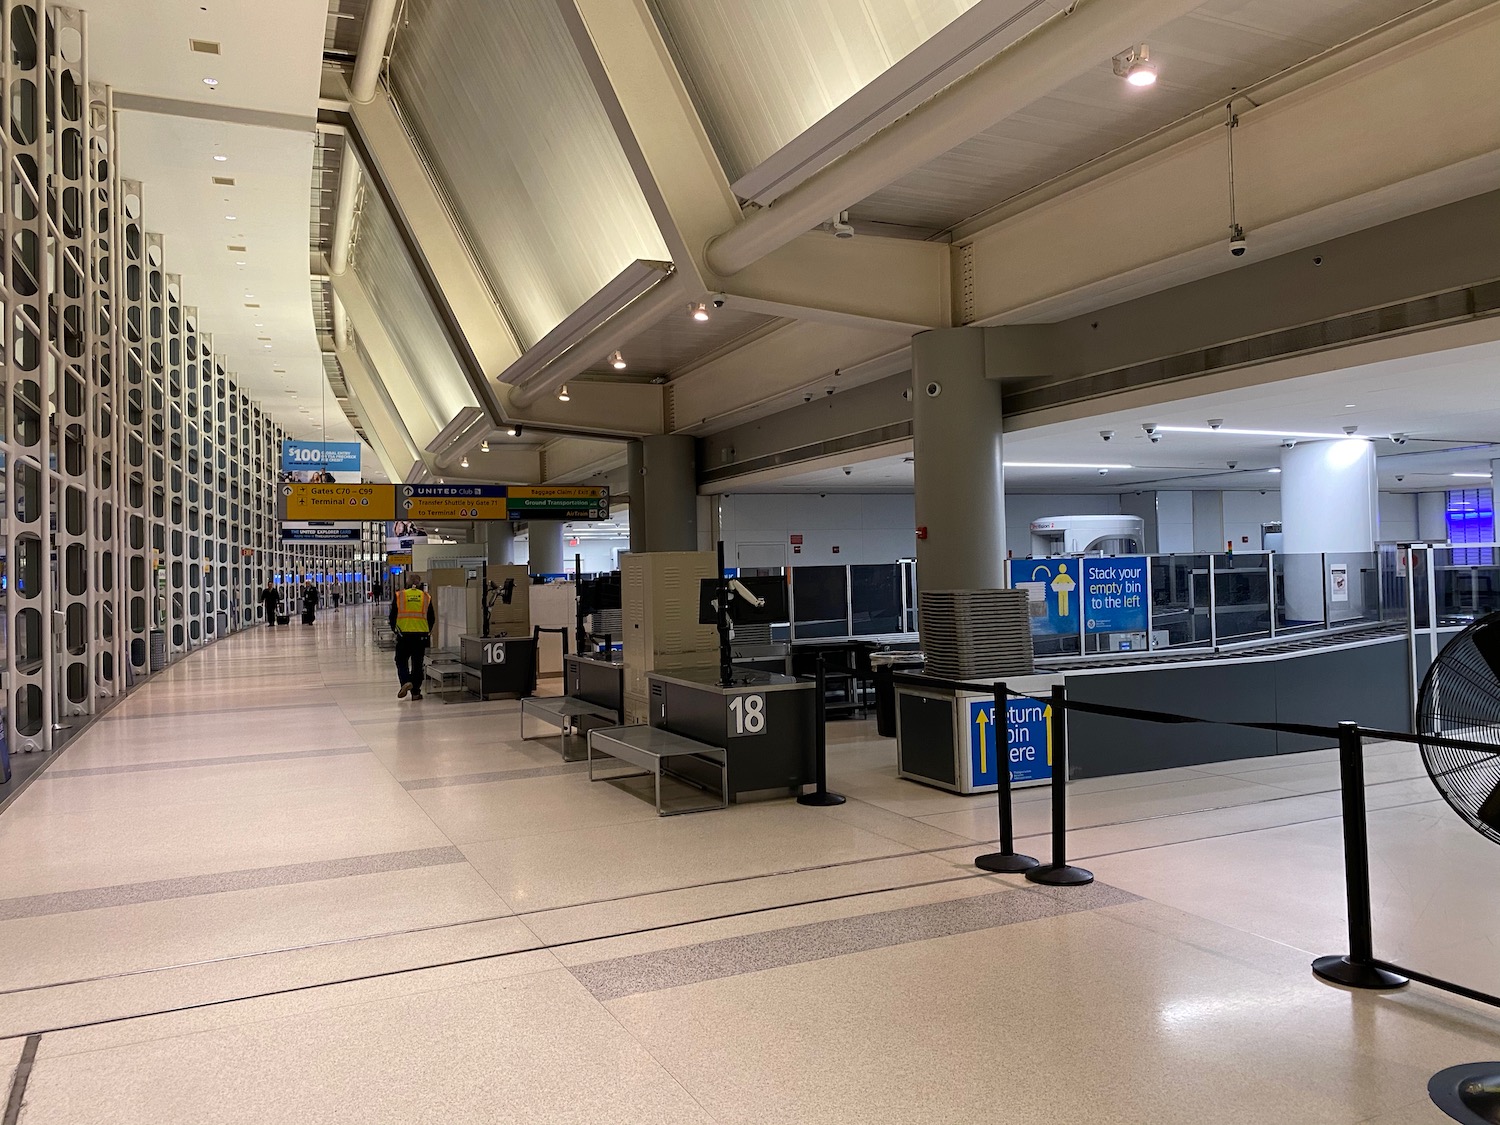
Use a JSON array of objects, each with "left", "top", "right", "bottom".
[
  {"left": 1112, "top": 44, "right": 1157, "bottom": 87},
  {"left": 203, "top": 77, "right": 219, "bottom": 87},
  {"left": 690, "top": 302, "right": 709, "bottom": 322},
  {"left": 460, "top": 455, "right": 469, "bottom": 468},
  {"left": 609, "top": 351, "right": 626, "bottom": 370},
  {"left": 557, "top": 384, "right": 571, "bottom": 402},
  {"left": 508, "top": 424, "right": 522, "bottom": 437},
  {"left": 212, "top": 153, "right": 227, "bottom": 162},
  {"left": 480, "top": 439, "right": 489, "bottom": 453}
]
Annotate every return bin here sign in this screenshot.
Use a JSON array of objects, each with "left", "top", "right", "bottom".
[{"left": 967, "top": 696, "right": 1053, "bottom": 788}]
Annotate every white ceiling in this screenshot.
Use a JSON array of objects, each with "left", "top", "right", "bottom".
[
  {"left": 723, "top": 338, "right": 1500, "bottom": 494},
  {"left": 82, "top": 0, "right": 358, "bottom": 446}
]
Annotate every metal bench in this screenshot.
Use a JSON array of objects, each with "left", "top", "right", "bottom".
[
  {"left": 424, "top": 655, "right": 467, "bottom": 698},
  {"left": 521, "top": 695, "right": 621, "bottom": 759},
  {"left": 586, "top": 725, "right": 728, "bottom": 816}
]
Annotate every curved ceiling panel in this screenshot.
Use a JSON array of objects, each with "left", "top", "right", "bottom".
[
  {"left": 388, "top": 0, "right": 668, "bottom": 349},
  {"left": 649, "top": 0, "right": 989, "bottom": 183},
  {"left": 349, "top": 174, "right": 479, "bottom": 429}
]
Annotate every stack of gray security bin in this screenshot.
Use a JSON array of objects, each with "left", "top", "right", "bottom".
[{"left": 917, "top": 589, "right": 1033, "bottom": 680}]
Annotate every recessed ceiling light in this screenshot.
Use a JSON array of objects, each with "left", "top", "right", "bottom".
[
  {"left": 1453, "top": 473, "right": 1491, "bottom": 479},
  {"left": 1004, "top": 461, "right": 1133, "bottom": 470},
  {"left": 1344, "top": 403, "right": 1357, "bottom": 409},
  {"left": 224, "top": 214, "right": 236, "bottom": 220},
  {"left": 213, "top": 154, "right": 227, "bottom": 162},
  {"left": 235, "top": 261, "right": 245, "bottom": 266},
  {"left": 263, "top": 344, "right": 272, "bottom": 349},
  {"left": 203, "top": 77, "right": 219, "bottom": 87}
]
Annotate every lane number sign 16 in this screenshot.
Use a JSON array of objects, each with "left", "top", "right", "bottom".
[
  {"left": 483, "top": 642, "right": 507, "bottom": 664},
  {"left": 728, "top": 693, "right": 766, "bottom": 736}
]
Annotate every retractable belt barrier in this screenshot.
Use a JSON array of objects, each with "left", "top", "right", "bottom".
[{"left": 891, "top": 670, "right": 1500, "bottom": 1010}]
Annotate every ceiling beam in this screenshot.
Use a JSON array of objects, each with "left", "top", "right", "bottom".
[
  {"left": 669, "top": 320, "right": 912, "bottom": 434},
  {"left": 558, "top": 0, "right": 741, "bottom": 295},
  {"left": 959, "top": 2, "right": 1500, "bottom": 327},
  {"left": 703, "top": 0, "right": 1204, "bottom": 277},
  {"left": 334, "top": 339, "right": 417, "bottom": 481}
]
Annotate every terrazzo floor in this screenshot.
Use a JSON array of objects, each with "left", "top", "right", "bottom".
[{"left": 0, "top": 606, "right": 1496, "bottom": 1123}]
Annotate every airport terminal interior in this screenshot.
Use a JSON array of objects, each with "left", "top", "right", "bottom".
[{"left": 2, "top": 0, "right": 1500, "bottom": 1121}]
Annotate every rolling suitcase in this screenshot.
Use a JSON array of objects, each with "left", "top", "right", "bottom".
[
  {"left": 277, "top": 614, "right": 289, "bottom": 625},
  {"left": 302, "top": 609, "right": 315, "bottom": 625}
]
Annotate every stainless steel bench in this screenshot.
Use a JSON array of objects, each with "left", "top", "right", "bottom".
[
  {"left": 521, "top": 695, "right": 622, "bottom": 759},
  {"left": 586, "top": 725, "right": 728, "bottom": 816}
]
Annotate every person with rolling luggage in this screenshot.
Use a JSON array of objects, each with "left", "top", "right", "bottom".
[
  {"left": 259, "top": 581, "right": 282, "bottom": 628},
  {"left": 302, "top": 581, "right": 320, "bottom": 625},
  {"left": 390, "top": 579, "right": 436, "bottom": 701}
]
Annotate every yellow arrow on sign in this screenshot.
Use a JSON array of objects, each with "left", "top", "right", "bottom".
[{"left": 975, "top": 707, "right": 990, "bottom": 774}]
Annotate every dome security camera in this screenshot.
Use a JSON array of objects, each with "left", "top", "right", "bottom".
[
  {"left": 803, "top": 392, "right": 813, "bottom": 403},
  {"left": 1229, "top": 225, "right": 1247, "bottom": 257},
  {"left": 1226, "top": 461, "right": 1238, "bottom": 470},
  {"left": 1100, "top": 430, "right": 1115, "bottom": 442},
  {"left": 1390, "top": 433, "right": 1408, "bottom": 445},
  {"left": 842, "top": 466, "right": 852, "bottom": 476},
  {"left": 901, "top": 388, "right": 913, "bottom": 401},
  {"left": 711, "top": 296, "right": 725, "bottom": 308},
  {"left": 925, "top": 381, "right": 942, "bottom": 398},
  {"left": 1395, "top": 475, "right": 1405, "bottom": 482},
  {"left": 1142, "top": 423, "right": 1159, "bottom": 444},
  {"left": 1207, "top": 419, "right": 1224, "bottom": 430},
  {"left": 1342, "top": 425, "right": 1359, "bottom": 435},
  {"left": 1281, "top": 439, "right": 1297, "bottom": 449}
]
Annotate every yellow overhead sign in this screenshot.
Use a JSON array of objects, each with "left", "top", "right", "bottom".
[{"left": 280, "top": 483, "right": 395, "bottom": 521}]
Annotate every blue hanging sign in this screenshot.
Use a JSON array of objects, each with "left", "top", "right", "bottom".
[
  {"left": 1081, "top": 556, "right": 1149, "bottom": 634},
  {"left": 1010, "top": 558, "right": 1080, "bottom": 636},
  {"left": 968, "top": 696, "right": 1053, "bottom": 787}
]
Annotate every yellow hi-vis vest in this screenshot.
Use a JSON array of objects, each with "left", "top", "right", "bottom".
[{"left": 395, "top": 589, "right": 431, "bottom": 633}]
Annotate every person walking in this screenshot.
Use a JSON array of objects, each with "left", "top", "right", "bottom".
[
  {"left": 302, "top": 581, "right": 319, "bottom": 625},
  {"left": 259, "top": 581, "right": 282, "bottom": 628},
  {"left": 390, "top": 579, "right": 435, "bottom": 700}
]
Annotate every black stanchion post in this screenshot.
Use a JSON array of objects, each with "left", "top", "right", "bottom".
[
  {"left": 976, "top": 682, "right": 1039, "bottom": 874},
  {"left": 798, "top": 654, "right": 846, "bottom": 807},
  {"left": 1313, "top": 722, "right": 1408, "bottom": 990},
  {"left": 1025, "top": 684, "right": 1093, "bottom": 887}
]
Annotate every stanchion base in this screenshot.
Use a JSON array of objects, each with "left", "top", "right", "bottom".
[
  {"left": 1429, "top": 1062, "right": 1500, "bottom": 1125},
  {"left": 975, "top": 851, "right": 1039, "bottom": 874},
  {"left": 1312, "top": 954, "right": 1408, "bottom": 991},
  {"left": 1025, "top": 863, "right": 1094, "bottom": 886},
  {"left": 797, "top": 790, "right": 847, "bottom": 807}
]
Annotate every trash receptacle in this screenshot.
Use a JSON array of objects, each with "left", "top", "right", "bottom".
[
  {"left": 149, "top": 629, "right": 167, "bottom": 672},
  {"left": 871, "top": 652, "right": 923, "bottom": 737}
]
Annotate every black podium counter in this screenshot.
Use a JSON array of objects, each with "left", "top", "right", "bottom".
[
  {"left": 647, "top": 666, "right": 816, "bottom": 800},
  {"left": 565, "top": 652, "right": 624, "bottom": 716},
  {"left": 459, "top": 635, "right": 537, "bottom": 700}
]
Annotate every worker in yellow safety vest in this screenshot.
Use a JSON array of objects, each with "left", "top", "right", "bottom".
[{"left": 389, "top": 579, "right": 436, "bottom": 700}]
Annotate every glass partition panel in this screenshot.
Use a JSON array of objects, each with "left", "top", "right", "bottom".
[
  {"left": 1432, "top": 548, "right": 1500, "bottom": 625},
  {"left": 1149, "top": 554, "right": 1211, "bottom": 649},
  {"left": 1324, "top": 551, "right": 1383, "bottom": 627},
  {"left": 850, "top": 564, "right": 903, "bottom": 636},
  {"left": 1276, "top": 553, "right": 1329, "bottom": 635},
  {"left": 1213, "top": 552, "right": 1272, "bottom": 643},
  {"left": 789, "top": 566, "right": 849, "bottom": 639}
]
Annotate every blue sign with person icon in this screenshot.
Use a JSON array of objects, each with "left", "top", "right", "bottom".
[{"left": 1010, "top": 558, "right": 1080, "bottom": 636}]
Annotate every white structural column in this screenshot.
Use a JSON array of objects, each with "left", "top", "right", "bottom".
[
  {"left": 1280, "top": 439, "right": 1379, "bottom": 623},
  {"left": 1417, "top": 491, "right": 1449, "bottom": 542},
  {"left": 529, "top": 523, "right": 566, "bottom": 578},
  {"left": 911, "top": 328, "right": 1007, "bottom": 592},
  {"left": 626, "top": 436, "right": 697, "bottom": 553},
  {"left": 486, "top": 521, "right": 515, "bottom": 566}
]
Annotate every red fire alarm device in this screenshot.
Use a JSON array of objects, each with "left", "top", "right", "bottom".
[
  {"left": 789, "top": 533, "right": 803, "bottom": 545},
  {"left": 916, "top": 526, "right": 928, "bottom": 540}
]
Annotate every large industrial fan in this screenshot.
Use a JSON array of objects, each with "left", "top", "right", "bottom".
[
  {"left": 1416, "top": 614, "right": 1500, "bottom": 1125},
  {"left": 1416, "top": 614, "right": 1500, "bottom": 844}
]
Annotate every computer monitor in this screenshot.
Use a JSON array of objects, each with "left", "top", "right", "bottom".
[{"left": 699, "top": 576, "right": 789, "bottom": 626}]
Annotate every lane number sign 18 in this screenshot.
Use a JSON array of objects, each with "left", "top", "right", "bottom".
[{"left": 728, "top": 693, "right": 766, "bottom": 736}]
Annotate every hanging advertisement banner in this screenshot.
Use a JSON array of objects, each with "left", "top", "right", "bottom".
[
  {"left": 279, "top": 440, "right": 362, "bottom": 484},
  {"left": 281, "top": 527, "right": 362, "bottom": 542}
]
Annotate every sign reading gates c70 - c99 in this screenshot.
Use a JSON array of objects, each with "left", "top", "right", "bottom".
[{"left": 280, "top": 483, "right": 396, "bottom": 521}]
